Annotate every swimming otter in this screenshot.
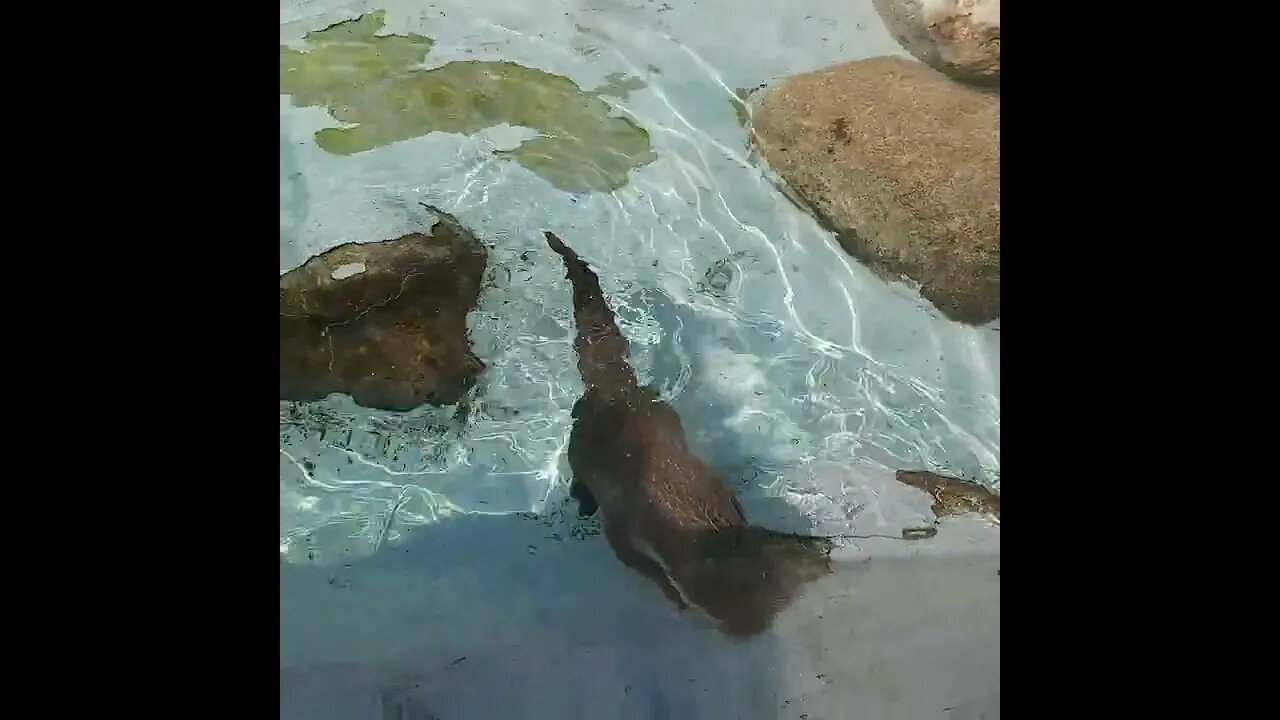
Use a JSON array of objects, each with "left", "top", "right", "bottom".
[{"left": 544, "top": 231, "right": 834, "bottom": 638}]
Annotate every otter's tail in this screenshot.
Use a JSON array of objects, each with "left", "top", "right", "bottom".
[{"left": 544, "top": 232, "right": 638, "bottom": 394}]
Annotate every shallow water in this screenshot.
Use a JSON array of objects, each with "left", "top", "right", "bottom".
[
  {"left": 279, "top": 0, "right": 998, "bottom": 570},
  {"left": 281, "top": 513, "right": 1000, "bottom": 718}
]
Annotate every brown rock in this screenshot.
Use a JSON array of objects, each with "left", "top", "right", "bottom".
[
  {"left": 874, "top": 0, "right": 1000, "bottom": 87},
  {"left": 280, "top": 208, "right": 487, "bottom": 411},
  {"left": 753, "top": 56, "right": 999, "bottom": 323},
  {"left": 896, "top": 470, "right": 1000, "bottom": 521}
]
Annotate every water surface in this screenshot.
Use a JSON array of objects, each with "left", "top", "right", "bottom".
[{"left": 279, "top": 0, "right": 999, "bottom": 571}]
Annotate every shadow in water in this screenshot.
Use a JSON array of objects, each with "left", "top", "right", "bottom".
[
  {"left": 280, "top": 499, "right": 1002, "bottom": 719},
  {"left": 280, "top": 499, "right": 808, "bottom": 719}
]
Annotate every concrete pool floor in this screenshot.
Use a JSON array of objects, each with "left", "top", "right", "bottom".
[{"left": 280, "top": 512, "right": 999, "bottom": 719}]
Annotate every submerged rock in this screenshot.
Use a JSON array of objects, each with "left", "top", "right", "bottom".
[
  {"left": 896, "top": 470, "right": 1000, "bottom": 521},
  {"left": 753, "top": 56, "right": 999, "bottom": 323},
  {"left": 279, "top": 208, "right": 487, "bottom": 411},
  {"left": 279, "top": 11, "right": 654, "bottom": 193},
  {"left": 873, "top": 0, "right": 1000, "bottom": 87}
]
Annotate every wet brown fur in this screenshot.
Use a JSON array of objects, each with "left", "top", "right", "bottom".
[{"left": 545, "top": 231, "right": 832, "bottom": 638}]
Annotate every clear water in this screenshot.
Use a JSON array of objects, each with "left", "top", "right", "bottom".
[
  {"left": 279, "top": 0, "right": 999, "bottom": 569},
  {"left": 280, "top": 2, "right": 1000, "bottom": 716}
]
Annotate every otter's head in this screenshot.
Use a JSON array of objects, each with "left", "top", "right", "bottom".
[{"left": 669, "top": 527, "right": 833, "bottom": 638}]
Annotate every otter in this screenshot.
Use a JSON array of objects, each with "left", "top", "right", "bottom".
[{"left": 544, "top": 231, "right": 836, "bottom": 638}]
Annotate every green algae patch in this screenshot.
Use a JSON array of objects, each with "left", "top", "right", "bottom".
[{"left": 280, "top": 11, "right": 655, "bottom": 193}]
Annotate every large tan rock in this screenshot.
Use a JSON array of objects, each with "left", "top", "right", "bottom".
[
  {"left": 874, "top": 0, "right": 1000, "bottom": 87},
  {"left": 280, "top": 208, "right": 487, "bottom": 411},
  {"left": 753, "top": 56, "right": 999, "bottom": 324}
]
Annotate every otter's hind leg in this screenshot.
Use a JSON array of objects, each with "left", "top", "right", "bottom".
[
  {"left": 569, "top": 478, "right": 598, "bottom": 517},
  {"left": 603, "top": 522, "right": 688, "bottom": 610}
]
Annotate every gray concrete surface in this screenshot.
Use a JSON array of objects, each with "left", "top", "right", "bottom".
[{"left": 281, "top": 513, "right": 999, "bottom": 719}]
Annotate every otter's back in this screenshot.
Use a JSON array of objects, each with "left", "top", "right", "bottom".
[{"left": 568, "top": 387, "right": 745, "bottom": 536}]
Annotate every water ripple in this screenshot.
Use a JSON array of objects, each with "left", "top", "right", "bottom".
[{"left": 279, "top": 0, "right": 997, "bottom": 564}]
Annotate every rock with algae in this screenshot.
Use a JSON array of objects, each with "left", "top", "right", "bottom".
[
  {"left": 279, "top": 10, "right": 655, "bottom": 193},
  {"left": 279, "top": 208, "right": 487, "bottom": 412},
  {"left": 895, "top": 470, "right": 1000, "bottom": 521}
]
